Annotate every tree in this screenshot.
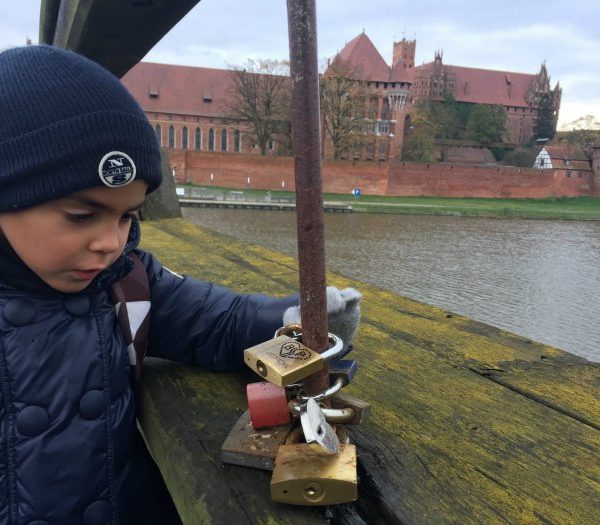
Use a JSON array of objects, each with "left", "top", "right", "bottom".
[
  {"left": 226, "top": 59, "right": 291, "bottom": 156},
  {"left": 502, "top": 146, "right": 540, "bottom": 167},
  {"left": 533, "top": 92, "right": 557, "bottom": 141},
  {"left": 465, "top": 104, "right": 507, "bottom": 145},
  {"left": 402, "top": 126, "right": 436, "bottom": 162},
  {"left": 429, "top": 93, "right": 464, "bottom": 160},
  {"left": 403, "top": 94, "right": 462, "bottom": 161},
  {"left": 560, "top": 115, "right": 600, "bottom": 148},
  {"left": 319, "top": 58, "right": 370, "bottom": 160}
]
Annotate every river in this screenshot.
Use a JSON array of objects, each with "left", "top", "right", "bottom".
[{"left": 182, "top": 208, "right": 600, "bottom": 363}]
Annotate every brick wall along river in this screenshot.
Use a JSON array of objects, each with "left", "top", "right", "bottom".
[{"left": 183, "top": 208, "right": 600, "bottom": 362}]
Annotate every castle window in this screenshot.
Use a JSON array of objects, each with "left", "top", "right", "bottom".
[
  {"left": 221, "top": 129, "right": 228, "bottom": 151},
  {"left": 195, "top": 127, "right": 202, "bottom": 150},
  {"left": 234, "top": 129, "right": 241, "bottom": 152},
  {"left": 381, "top": 98, "right": 390, "bottom": 120},
  {"left": 168, "top": 125, "right": 175, "bottom": 148},
  {"left": 369, "top": 96, "right": 378, "bottom": 119},
  {"left": 182, "top": 126, "right": 188, "bottom": 150},
  {"left": 565, "top": 159, "right": 572, "bottom": 166},
  {"left": 208, "top": 128, "right": 215, "bottom": 151},
  {"left": 366, "top": 143, "right": 375, "bottom": 159},
  {"left": 155, "top": 124, "right": 161, "bottom": 147}
]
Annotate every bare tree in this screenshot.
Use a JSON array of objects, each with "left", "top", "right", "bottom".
[
  {"left": 560, "top": 115, "right": 600, "bottom": 148},
  {"left": 225, "top": 59, "right": 290, "bottom": 155},
  {"left": 320, "top": 58, "right": 370, "bottom": 160}
]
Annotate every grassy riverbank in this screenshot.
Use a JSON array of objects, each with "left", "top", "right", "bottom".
[
  {"left": 329, "top": 194, "right": 600, "bottom": 220},
  {"left": 179, "top": 185, "right": 600, "bottom": 220}
]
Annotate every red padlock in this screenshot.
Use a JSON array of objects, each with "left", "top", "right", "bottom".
[{"left": 247, "top": 382, "right": 291, "bottom": 429}]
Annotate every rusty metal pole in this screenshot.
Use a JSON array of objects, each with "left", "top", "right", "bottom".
[{"left": 286, "top": 0, "right": 329, "bottom": 395}]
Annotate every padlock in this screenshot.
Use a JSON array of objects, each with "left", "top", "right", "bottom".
[
  {"left": 329, "top": 359, "right": 358, "bottom": 387},
  {"left": 221, "top": 410, "right": 293, "bottom": 471},
  {"left": 330, "top": 391, "right": 371, "bottom": 425},
  {"left": 270, "top": 443, "right": 358, "bottom": 505},
  {"left": 290, "top": 392, "right": 371, "bottom": 425},
  {"left": 247, "top": 382, "right": 291, "bottom": 430},
  {"left": 244, "top": 332, "right": 343, "bottom": 387},
  {"left": 300, "top": 397, "right": 340, "bottom": 455}
]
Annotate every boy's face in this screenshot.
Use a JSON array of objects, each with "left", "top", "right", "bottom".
[{"left": 0, "top": 180, "right": 148, "bottom": 293}]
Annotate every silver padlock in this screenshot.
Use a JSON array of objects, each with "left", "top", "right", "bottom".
[{"left": 300, "top": 397, "right": 340, "bottom": 455}]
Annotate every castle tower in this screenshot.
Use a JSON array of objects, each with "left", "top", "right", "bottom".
[{"left": 392, "top": 38, "right": 415, "bottom": 69}]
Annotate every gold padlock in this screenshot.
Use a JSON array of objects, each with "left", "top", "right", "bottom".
[
  {"left": 270, "top": 443, "right": 358, "bottom": 505},
  {"left": 244, "top": 335, "right": 324, "bottom": 387}
]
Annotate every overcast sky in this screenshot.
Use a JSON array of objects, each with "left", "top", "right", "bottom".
[{"left": 2, "top": 1, "right": 599, "bottom": 128}]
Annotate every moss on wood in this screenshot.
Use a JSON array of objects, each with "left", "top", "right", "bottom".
[{"left": 139, "top": 219, "right": 600, "bottom": 524}]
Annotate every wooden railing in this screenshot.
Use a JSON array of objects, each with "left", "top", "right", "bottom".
[{"left": 139, "top": 218, "right": 600, "bottom": 524}]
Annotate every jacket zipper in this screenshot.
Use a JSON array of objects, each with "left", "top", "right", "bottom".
[{"left": 92, "top": 298, "right": 119, "bottom": 525}]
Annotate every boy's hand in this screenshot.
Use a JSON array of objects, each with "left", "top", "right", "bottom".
[{"left": 282, "top": 287, "right": 362, "bottom": 355}]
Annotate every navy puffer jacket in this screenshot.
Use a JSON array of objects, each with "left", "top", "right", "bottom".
[{"left": 0, "top": 235, "right": 296, "bottom": 524}]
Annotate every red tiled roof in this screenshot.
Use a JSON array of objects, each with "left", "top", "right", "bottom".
[
  {"left": 417, "top": 63, "right": 537, "bottom": 107},
  {"left": 544, "top": 145, "right": 591, "bottom": 170},
  {"left": 337, "top": 33, "right": 391, "bottom": 82},
  {"left": 389, "top": 64, "right": 415, "bottom": 84},
  {"left": 121, "top": 62, "right": 235, "bottom": 117}
]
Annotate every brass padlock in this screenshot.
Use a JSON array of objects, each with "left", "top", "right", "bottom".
[
  {"left": 244, "top": 333, "right": 343, "bottom": 387},
  {"left": 270, "top": 443, "right": 358, "bottom": 505}
]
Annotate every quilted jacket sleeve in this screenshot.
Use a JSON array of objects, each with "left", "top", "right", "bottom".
[{"left": 136, "top": 249, "right": 299, "bottom": 371}]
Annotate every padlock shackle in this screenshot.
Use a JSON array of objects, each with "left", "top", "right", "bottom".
[
  {"left": 320, "top": 334, "right": 344, "bottom": 362},
  {"left": 288, "top": 399, "right": 357, "bottom": 424},
  {"left": 296, "top": 376, "right": 345, "bottom": 404},
  {"left": 273, "top": 326, "right": 344, "bottom": 362}
]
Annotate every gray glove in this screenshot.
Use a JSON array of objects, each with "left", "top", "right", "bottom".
[{"left": 282, "top": 287, "right": 362, "bottom": 353}]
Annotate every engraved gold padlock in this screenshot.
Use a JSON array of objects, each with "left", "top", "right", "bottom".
[
  {"left": 244, "top": 332, "right": 343, "bottom": 387},
  {"left": 270, "top": 443, "right": 358, "bottom": 505}
]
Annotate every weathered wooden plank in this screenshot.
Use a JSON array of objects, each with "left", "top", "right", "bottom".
[
  {"left": 141, "top": 219, "right": 600, "bottom": 427},
  {"left": 138, "top": 361, "right": 331, "bottom": 524},
  {"left": 139, "top": 219, "right": 600, "bottom": 524}
]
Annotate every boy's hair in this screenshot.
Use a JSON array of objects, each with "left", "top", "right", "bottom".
[{"left": 0, "top": 45, "right": 162, "bottom": 212}]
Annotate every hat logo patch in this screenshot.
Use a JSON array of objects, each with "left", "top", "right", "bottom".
[{"left": 98, "top": 151, "right": 136, "bottom": 187}]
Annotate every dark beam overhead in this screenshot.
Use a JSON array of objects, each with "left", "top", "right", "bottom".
[{"left": 39, "top": 0, "right": 203, "bottom": 78}]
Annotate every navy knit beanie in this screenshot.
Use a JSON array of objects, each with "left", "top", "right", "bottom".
[{"left": 0, "top": 45, "right": 162, "bottom": 212}]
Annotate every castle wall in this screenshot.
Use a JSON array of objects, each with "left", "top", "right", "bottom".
[
  {"left": 169, "top": 151, "right": 595, "bottom": 199},
  {"left": 592, "top": 148, "right": 600, "bottom": 197},
  {"left": 506, "top": 107, "right": 536, "bottom": 145},
  {"left": 386, "top": 160, "right": 593, "bottom": 198},
  {"left": 169, "top": 151, "right": 388, "bottom": 194}
]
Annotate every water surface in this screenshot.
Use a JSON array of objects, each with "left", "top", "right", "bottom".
[{"left": 183, "top": 208, "right": 600, "bottom": 362}]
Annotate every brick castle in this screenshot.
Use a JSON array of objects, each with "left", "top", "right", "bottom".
[
  {"left": 122, "top": 32, "right": 561, "bottom": 162},
  {"left": 120, "top": 33, "right": 600, "bottom": 199}
]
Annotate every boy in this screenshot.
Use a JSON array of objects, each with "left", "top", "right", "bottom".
[{"left": 0, "top": 45, "right": 361, "bottom": 524}]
